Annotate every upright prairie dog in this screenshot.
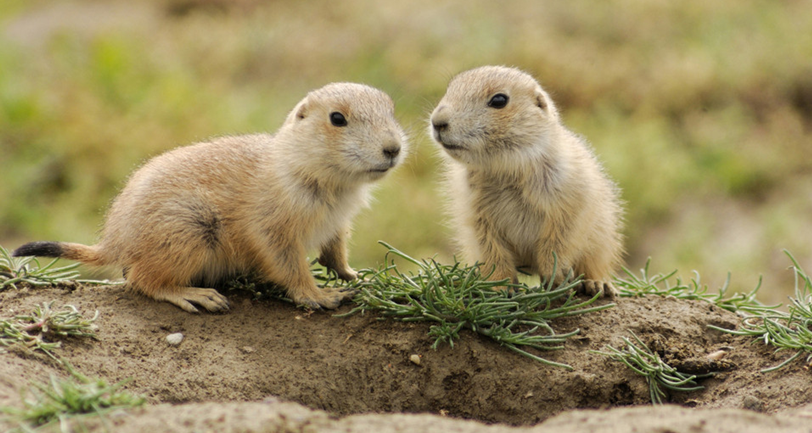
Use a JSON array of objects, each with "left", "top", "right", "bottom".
[
  {"left": 429, "top": 66, "right": 623, "bottom": 295},
  {"left": 14, "top": 83, "right": 407, "bottom": 313}
]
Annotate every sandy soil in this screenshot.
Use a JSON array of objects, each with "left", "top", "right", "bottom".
[{"left": 1, "top": 283, "right": 811, "bottom": 432}]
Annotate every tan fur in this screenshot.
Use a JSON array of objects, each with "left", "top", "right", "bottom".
[
  {"left": 15, "top": 83, "right": 407, "bottom": 312},
  {"left": 429, "top": 66, "right": 623, "bottom": 296}
]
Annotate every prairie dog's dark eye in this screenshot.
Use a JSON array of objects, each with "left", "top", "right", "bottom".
[
  {"left": 330, "top": 112, "right": 348, "bottom": 127},
  {"left": 487, "top": 93, "right": 509, "bottom": 109}
]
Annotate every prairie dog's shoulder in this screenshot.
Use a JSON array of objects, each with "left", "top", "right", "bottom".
[
  {"left": 166, "top": 133, "right": 275, "bottom": 160},
  {"left": 124, "top": 133, "right": 274, "bottom": 190},
  {"left": 206, "top": 133, "right": 275, "bottom": 148}
]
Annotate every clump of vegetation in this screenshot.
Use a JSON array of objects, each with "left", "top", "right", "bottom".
[
  {"left": 0, "top": 285, "right": 141, "bottom": 430},
  {"left": 593, "top": 332, "right": 709, "bottom": 404},
  {"left": 1, "top": 245, "right": 117, "bottom": 291},
  {"left": 1, "top": 365, "right": 145, "bottom": 431},
  {"left": 338, "top": 242, "right": 615, "bottom": 370},
  {"left": 0, "top": 301, "right": 98, "bottom": 363},
  {"left": 708, "top": 251, "right": 812, "bottom": 372},
  {"left": 224, "top": 274, "right": 288, "bottom": 301},
  {"left": 617, "top": 251, "right": 812, "bottom": 373},
  {"left": 224, "top": 262, "right": 335, "bottom": 305},
  {"left": 614, "top": 258, "right": 775, "bottom": 315},
  {"left": 0, "top": 298, "right": 139, "bottom": 430}
]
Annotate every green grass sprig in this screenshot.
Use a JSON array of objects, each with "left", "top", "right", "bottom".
[
  {"left": 0, "top": 302, "right": 98, "bottom": 363},
  {"left": 1, "top": 364, "right": 145, "bottom": 431},
  {"left": 615, "top": 253, "right": 812, "bottom": 372},
  {"left": 592, "top": 332, "right": 708, "bottom": 404},
  {"left": 708, "top": 251, "right": 812, "bottom": 372},
  {"left": 339, "top": 242, "right": 615, "bottom": 369},
  {"left": 614, "top": 258, "right": 775, "bottom": 315}
]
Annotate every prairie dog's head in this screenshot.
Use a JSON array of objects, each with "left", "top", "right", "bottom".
[
  {"left": 282, "top": 83, "right": 407, "bottom": 182},
  {"left": 429, "top": 66, "right": 559, "bottom": 167}
]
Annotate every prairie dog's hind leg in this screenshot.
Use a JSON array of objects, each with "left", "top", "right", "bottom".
[
  {"left": 151, "top": 287, "right": 230, "bottom": 313},
  {"left": 125, "top": 200, "right": 233, "bottom": 312},
  {"left": 125, "top": 264, "right": 230, "bottom": 313}
]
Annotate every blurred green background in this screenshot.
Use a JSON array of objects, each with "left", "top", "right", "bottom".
[{"left": 1, "top": 0, "right": 810, "bottom": 305}]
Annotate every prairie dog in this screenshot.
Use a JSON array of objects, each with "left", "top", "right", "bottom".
[
  {"left": 429, "top": 66, "right": 623, "bottom": 295},
  {"left": 14, "top": 83, "right": 407, "bottom": 313}
]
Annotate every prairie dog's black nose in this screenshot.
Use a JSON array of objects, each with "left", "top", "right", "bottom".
[
  {"left": 431, "top": 106, "right": 450, "bottom": 132},
  {"left": 383, "top": 144, "right": 401, "bottom": 159}
]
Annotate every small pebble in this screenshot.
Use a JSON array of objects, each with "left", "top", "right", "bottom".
[
  {"left": 743, "top": 395, "right": 765, "bottom": 412},
  {"left": 166, "top": 333, "right": 184, "bottom": 346},
  {"left": 410, "top": 354, "right": 421, "bottom": 365},
  {"left": 706, "top": 349, "right": 729, "bottom": 361}
]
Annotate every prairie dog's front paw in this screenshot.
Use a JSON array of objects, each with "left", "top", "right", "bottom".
[
  {"left": 293, "top": 287, "right": 355, "bottom": 310},
  {"left": 336, "top": 267, "right": 358, "bottom": 282},
  {"left": 486, "top": 269, "right": 518, "bottom": 293},
  {"left": 317, "top": 255, "right": 357, "bottom": 281},
  {"left": 579, "top": 279, "right": 617, "bottom": 298}
]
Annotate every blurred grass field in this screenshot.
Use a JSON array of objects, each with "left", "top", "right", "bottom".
[{"left": 1, "top": 0, "right": 810, "bottom": 305}]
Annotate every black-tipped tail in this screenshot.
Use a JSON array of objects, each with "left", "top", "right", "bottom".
[
  {"left": 13, "top": 241, "right": 65, "bottom": 258},
  {"left": 13, "top": 241, "right": 106, "bottom": 266}
]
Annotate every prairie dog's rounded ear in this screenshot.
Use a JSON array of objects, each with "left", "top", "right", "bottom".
[
  {"left": 534, "top": 87, "right": 558, "bottom": 119},
  {"left": 284, "top": 98, "right": 310, "bottom": 125}
]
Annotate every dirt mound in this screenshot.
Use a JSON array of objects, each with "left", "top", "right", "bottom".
[{"left": 2, "top": 283, "right": 811, "bottom": 432}]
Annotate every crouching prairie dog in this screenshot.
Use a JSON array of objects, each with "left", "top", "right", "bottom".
[
  {"left": 14, "top": 82, "right": 408, "bottom": 313},
  {"left": 429, "top": 66, "right": 623, "bottom": 296}
]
